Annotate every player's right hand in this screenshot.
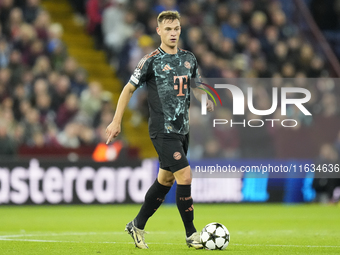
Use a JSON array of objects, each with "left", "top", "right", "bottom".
[{"left": 105, "top": 121, "right": 121, "bottom": 144}]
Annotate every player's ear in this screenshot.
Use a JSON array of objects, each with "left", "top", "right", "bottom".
[{"left": 156, "top": 26, "right": 161, "bottom": 35}]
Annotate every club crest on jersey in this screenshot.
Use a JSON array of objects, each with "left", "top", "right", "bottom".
[
  {"left": 184, "top": 61, "right": 191, "bottom": 69},
  {"left": 173, "top": 152, "right": 182, "bottom": 160}
]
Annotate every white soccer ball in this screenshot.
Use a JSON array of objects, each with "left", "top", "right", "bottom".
[{"left": 200, "top": 222, "right": 230, "bottom": 250}]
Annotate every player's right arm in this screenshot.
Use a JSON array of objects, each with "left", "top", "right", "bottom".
[
  {"left": 105, "top": 82, "right": 136, "bottom": 144},
  {"left": 106, "top": 52, "right": 152, "bottom": 144}
]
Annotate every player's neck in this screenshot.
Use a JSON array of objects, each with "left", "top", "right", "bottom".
[{"left": 159, "top": 43, "right": 178, "bottom": 54}]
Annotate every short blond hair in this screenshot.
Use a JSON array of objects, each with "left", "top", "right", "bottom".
[{"left": 157, "top": 10, "right": 180, "bottom": 25}]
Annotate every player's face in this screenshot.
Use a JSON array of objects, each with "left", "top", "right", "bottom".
[{"left": 157, "top": 19, "right": 181, "bottom": 48}]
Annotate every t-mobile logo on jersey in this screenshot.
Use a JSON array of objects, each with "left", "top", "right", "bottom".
[
  {"left": 199, "top": 83, "right": 312, "bottom": 128},
  {"left": 174, "top": 75, "right": 188, "bottom": 96}
]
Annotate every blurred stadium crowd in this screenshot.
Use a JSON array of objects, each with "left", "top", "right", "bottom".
[
  {"left": 0, "top": 0, "right": 340, "bottom": 162},
  {"left": 91, "top": 0, "right": 330, "bottom": 122},
  {"left": 0, "top": 0, "right": 115, "bottom": 156}
]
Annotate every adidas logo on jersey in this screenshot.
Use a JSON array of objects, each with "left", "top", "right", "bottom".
[{"left": 162, "top": 64, "right": 172, "bottom": 71}]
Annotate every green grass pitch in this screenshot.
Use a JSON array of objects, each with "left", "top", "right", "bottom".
[{"left": 0, "top": 204, "right": 339, "bottom": 254}]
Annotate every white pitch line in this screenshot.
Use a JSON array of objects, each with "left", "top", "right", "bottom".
[
  {"left": 0, "top": 239, "right": 339, "bottom": 248},
  {"left": 0, "top": 238, "right": 182, "bottom": 245},
  {"left": 232, "top": 243, "right": 340, "bottom": 248},
  {"left": 0, "top": 232, "right": 339, "bottom": 248},
  {"left": 0, "top": 239, "right": 80, "bottom": 243},
  {"left": 0, "top": 231, "right": 183, "bottom": 239},
  {"left": 0, "top": 232, "right": 121, "bottom": 238}
]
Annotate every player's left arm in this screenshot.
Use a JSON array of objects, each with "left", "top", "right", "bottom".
[{"left": 192, "top": 86, "right": 214, "bottom": 112}]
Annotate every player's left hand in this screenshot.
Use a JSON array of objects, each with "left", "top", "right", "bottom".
[{"left": 207, "top": 99, "right": 214, "bottom": 112}]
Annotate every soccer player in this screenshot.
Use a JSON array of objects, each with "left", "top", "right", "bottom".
[{"left": 105, "top": 10, "right": 214, "bottom": 249}]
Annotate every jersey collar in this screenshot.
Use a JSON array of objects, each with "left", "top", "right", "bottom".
[{"left": 158, "top": 46, "right": 179, "bottom": 55}]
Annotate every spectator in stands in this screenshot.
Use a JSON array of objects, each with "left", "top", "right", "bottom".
[
  {"left": 320, "top": 93, "right": 338, "bottom": 117},
  {"left": 186, "top": 2, "right": 204, "bottom": 27},
  {"left": 153, "top": 0, "right": 179, "bottom": 13},
  {"left": 12, "top": 83, "right": 27, "bottom": 120},
  {"left": 0, "top": 38, "right": 10, "bottom": 68},
  {"left": 43, "top": 123, "right": 59, "bottom": 146},
  {"left": 57, "top": 121, "right": 80, "bottom": 148},
  {"left": 56, "top": 93, "right": 79, "bottom": 129},
  {"left": 26, "top": 38, "right": 45, "bottom": 66},
  {"left": 8, "top": 7, "right": 24, "bottom": 41},
  {"left": 297, "top": 43, "right": 314, "bottom": 73},
  {"left": 47, "top": 23, "right": 64, "bottom": 54},
  {"left": 219, "top": 38, "right": 235, "bottom": 60},
  {"left": 62, "top": 56, "right": 79, "bottom": 81},
  {"left": 313, "top": 143, "right": 340, "bottom": 203},
  {"left": 0, "top": 120, "right": 16, "bottom": 155},
  {"left": 47, "top": 71, "right": 59, "bottom": 91},
  {"left": 32, "top": 55, "right": 51, "bottom": 78},
  {"left": 78, "top": 124, "right": 96, "bottom": 145},
  {"left": 184, "top": 26, "right": 203, "bottom": 52},
  {"left": 249, "top": 11, "right": 267, "bottom": 38},
  {"left": 234, "top": 32, "right": 249, "bottom": 53},
  {"left": 8, "top": 50, "right": 24, "bottom": 85},
  {"left": 145, "top": 13, "right": 158, "bottom": 36},
  {"left": 240, "top": 0, "right": 254, "bottom": 25},
  {"left": 18, "top": 99, "right": 32, "bottom": 122},
  {"left": 269, "top": 41, "right": 289, "bottom": 73},
  {"left": 287, "top": 36, "right": 302, "bottom": 63},
  {"left": 246, "top": 38, "right": 263, "bottom": 61},
  {"left": 13, "top": 123, "right": 25, "bottom": 145},
  {"left": 252, "top": 57, "right": 272, "bottom": 78},
  {"left": 2, "top": 106, "right": 16, "bottom": 134},
  {"left": 0, "top": 0, "right": 15, "bottom": 38},
  {"left": 92, "top": 92, "right": 114, "bottom": 128},
  {"left": 21, "top": 107, "right": 42, "bottom": 145},
  {"left": 23, "top": 0, "right": 41, "bottom": 24},
  {"left": 86, "top": 0, "right": 107, "bottom": 49},
  {"left": 0, "top": 68, "right": 10, "bottom": 98},
  {"left": 215, "top": 3, "right": 229, "bottom": 26},
  {"left": 133, "top": 0, "right": 151, "bottom": 27},
  {"left": 13, "top": 24, "right": 36, "bottom": 65},
  {"left": 31, "top": 78, "right": 49, "bottom": 104},
  {"left": 200, "top": 52, "right": 221, "bottom": 78},
  {"left": 51, "top": 74, "right": 71, "bottom": 111},
  {"left": 33, "top": 10, "right": 50, "bottom": 41},
  {"left": 49, "top": 40, "right": 67, "bottom": 71},
  {"left": 261, "top": 25, "right": 279, "bottom": 53},
  {"left": 35, "top": 92, "right": 54, "bottom": 126},
  {"left": 70, "top": 68, "right": 88, "bottom": 96},
  {"left": 31, "top": 130, "right": 45, "bottom": 148},
  {"left": 103, "top": 4, "right": 136, "bottom": 60},
  {"left": 221, "top": 12, "right": 243, "bottom": 42},
  {"left": 80, "top": 81, "right": 102, "bottom": 118},
  {"left": 309, "top": 55, "right": 325, "bottom": 77},
  {"left": 269, "top": 10, "right": 288, "bottom": 38},
  {"left": 118, "top": 25, "right": 152, "bottom": 82},
  {"left": 281, "top": 62, "right": 296, "bottom": 78}
]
